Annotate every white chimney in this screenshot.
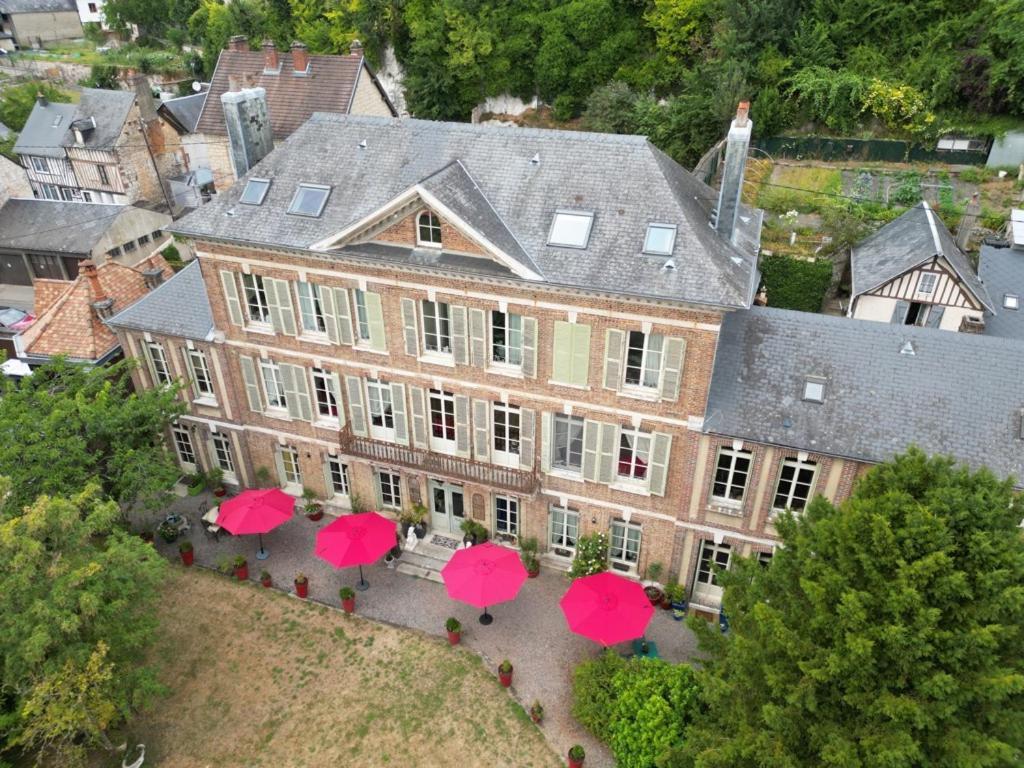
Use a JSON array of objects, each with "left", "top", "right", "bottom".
[
  {"left": 220, "top": 87, "right": 274, "bottom": 179},
  {"left": 715, "top": 101, "right": 753, "bottom": 245}
]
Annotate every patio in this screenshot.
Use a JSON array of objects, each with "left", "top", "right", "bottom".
[{"left": 147, "top": 493, "right": 701, "bottom": 768}]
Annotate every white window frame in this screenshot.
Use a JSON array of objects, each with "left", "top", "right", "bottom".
[
  {"left": 548, "top": 506, "right": 579, "bottom": 557},
  {"left": 366, "top": 378, "right": 396, "bottom": 441},
  {"left": 616, "top": 428, "right": 652, "bottom": 486},
  {"left": 643, "top": 223, "right": 677, "bottom": 255},
  {"left": 429, "top": 388, "right": 457, "bottom": 454},
  {"left": 695, "top": 540, "right": 731, "bottom": 587},
  {"left": 772, "top": 457, "right": 818, "bottom": 513},
  {"left": 30, "top": 156, "right": 51, "bottom": 174},
  {"left": 377, "top": 470, "right": 402, "bottom": 510},
  {"left": 239, "top": 177, "right": 271, "bottom": 205},
  {"left": 241, "top": 273, "right": 272, "bottom": 326},
  {"left": 353, "top": 289, "right": 372, "bottom": 343},
  {"left": 188, "top": 348, "right": 215, "bottom": 400},
  {"left": 551, "top": 413, "right": 585, "bottom": 475},
  {"left": 916, "top": 272, "right": 937, "bottom": 295},
  {"left": 148, "top": 342, "right": 171, "bottom": 385},
  {"left": 492, "top": 402, "right": 521, "bottom": 468},
  {"left": 623, "top": 330, "right": 664, "bottom": 391},
  {"left": 547, "top": 210, "right": 594, "bottom": 249},
  {"left": 311, "top": 367, "right": 340, "bottom": 424},
  {"left": 296, "top": 281, "right": 328, "bottom": 337},
  {"left": 211, "top": 433, "right": 236, "bottom": 482},
  {"left": 279, "top": 446, "right": 302, "bottom": 489},
  {"left": 326, "top": 456, "right": 350, "bottom": 498},
  {"left": 172, "top": 426, "right": 196, "bottom": 468},
  {"left": 711, "top": 446, "right": 752, "bottom": 507},
  {"left": 1004, "top": 293, "right": 1020, "bottom": 310},
  {"left": 260, "top": 360, "right": 288, "bottom": 412},
  {"left": 609, "top": 519, "right": 641, "bottom": 573},
  {"left": 421, "top": 299, "right": 452, "bottom": 355},
  {"left": 416, "top": 210, "right": 443, "bottom": 247},
  {"left": 494, "top": 494, "right": 519, "bottom": 539},
  {"left": 803, "top": 377, "right": 825, "bottom": 403},
  {"left": 287, "top": 183, "right": 331, "bottom": 218},
  {"left": 490, "top": 310, "right": 523, "bottom": 368}
]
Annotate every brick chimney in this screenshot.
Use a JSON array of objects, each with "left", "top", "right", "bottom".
[
  {"left": 959, "top": 315, "right": 986, "bottom": 334},
  {"left": 142, "top": 255, "right": 165, "bottom": 289},
  {"left": 36, "top": 91, "right": 48, "bottom": 107},
  {"left": 715, "top": 101, "right": 753, "bottom": 246},
  {"left": 221, "top": 85, "right": 274, "bottom": 177},
  {"left": 227, "top": 35, "right": 249, "bottom": 52},
  {"left": 956, "top": 192, "right": 981, "bottom": 250},
  {"left": 349, "top": 39, "right": 363, "bottom": 57},
  {"left": 82, "top": 260, "right": 115, "bottom": 319},
  {"left": 262, "top": 39, "right": 279, "bottom": 72},
  {"left": 291, "top": 41, "right": 309, "bottom": 75}
]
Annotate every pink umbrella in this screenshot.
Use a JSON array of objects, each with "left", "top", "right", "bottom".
[
  {"left": 441, "top": 542, "right": 527, "bottom": 625},
  {"left": 216, "top": 488, "right": 295, "bottom": 560},
  {"left": 560, "top": 572, "right": 654, "bottom": 646},
  {"left": 315, "top": 511, "right": 397, "bottom": 591}
]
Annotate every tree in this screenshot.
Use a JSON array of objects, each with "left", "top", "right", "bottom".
[
  {"left": 0, "top": 82, "right": 71, "bottom": 133},
  {"left": 0, "top": 357, "right": 185, "bottom": 518},
  {"left": 684, "top": 449, "right": 1024, "bottom": 768},
  {"left": 0, "top": 482, "right": 168, "bottom": 765}
]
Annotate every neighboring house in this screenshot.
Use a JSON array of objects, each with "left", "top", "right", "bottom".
[
  {"left": 0, "top": 0, "right": 81, "bottom": 49},
  {"left": 0, "top": 198, "right": 170, "bottom": 285},
  {"left": 159, "top": 87, "right": 218, "bottom": 212},
  {"left": 0, "top": 153, "right": 32, "bottom": 206},
  {"left": 74, "top": 0, "right": 100, "bottom": 24},
  {"left": 978, "top": 241, "right": 1024, "bottom": 339},
  {"left": 190, "top": 36, "right": 396, "bottom": 187},
  {"left": 14, "top": 82, "right": 184, "bottom": 206},
  {"left": 847, "top": 201, "right": 993, "bottom": 332}
]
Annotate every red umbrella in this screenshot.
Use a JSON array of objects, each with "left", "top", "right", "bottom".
[
  {"left": 216, "top": 488, "right": 295, "bottom": 560},
  {"left": 441, "top": 542, "right": 527, "bottom": 625},
  {"left": 315, "top": 511, "right": 397, "bottom": 590},
  {"left": 560, "top": 572, "right": 654, "bottom": 646}
]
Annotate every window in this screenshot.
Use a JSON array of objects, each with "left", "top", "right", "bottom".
[
  {"left": 239, "top": 177, "right": 271, "bottom": 205},
  {"left": 39, "top": 184, "right": 59, "bottom": 200},
  {"left": 297, "top": 281, "right": 327, "bottom": 334},
  {"left": 904, "top": 302, "right": 930, "bottom": 327},
  {"left": 353, "top": 289, "right": 372, "bottom": 341},
  {"left": 107, "top": 246, "right": 121, "bottom": 258},
  {"left": 327, "top": 457, "right": 349, "bottom": 496},
  {"left": 378, "top": 471, "right": 402, "bottom": 509},
  {"left": 82, "top": 190, "right": 93, "bottom": 202},
  {"left": 494, "top": 495, "right": 519, "bottom": 538},
  {"left": 1004, "top": 294, "right": 1020, "bottom": 310},
  {"left": 280, "top": 446, "right": 301, "bottom": 486},
  {"left": 242, "top": 273, "right": 271, "bottom": 324},
  {"left": 643, "top": 224, "right": 677, "bottom": 255},
  {"left": 492, "top": 402, "right": 520, "bottom": 456},
  {"left": 773, "top": 457, "right": 817, "bottom": 512},
  {"left": 29, "top": 253, "right": 63, "bottom": 280},
  {"left": 917, "top": 272, "right": 937, "bottom": 294},
  {"left": 97, "top": 165, "right": 110, "bottom": 186},
  {"left": 152, "top": 230, "right": 162, "bottom": 240},
  {"left": 696, "top": 541, "right": 731, "bottom": 586},
  {"left": 757, "top": 551, "right": 774, "bottom": 567},
  {"left": 429, "top": 389, "right": 456, "bottom": 442},
  {"left": 551, "top": 414, "right": 584, "bottom": 473},
  {"left": 172, "top": 427, "right": 196, "bottom": 465},
  {"left": 609, "top": 520, "right": 641, "bottom": 572},
  {"left": 712, "top": 447, "right": 752, "bottom": 504},
  {"left": 803, "top": 377, "right": 825, "bottom": 403},
  {"left": 59, "top": 187, "right": 74, "bottom": 201},
  {"left": 421, "top": 300, "right": 451, "bottom": 354},
  {"left": 491, "top": 310, "right": 523, "bottom": 366},
  {"left": 187, "top": 349, "right": 214, "bottom": 397},
  {"left": 147, "top": 342, "right": 171, "bottom": 385},
  {"left": 30, "top": 157, "right": 50, "bottom": 173},
  {"left": 287, "top": 183, "right": 331, "bottom": 217},
  {"left": 211, "top": 434, "right": 235, "bottom": 475},
  {"left": 123, "top": 239, "right": 137, "bottom": 253},
  {"left": 87, "top": 2, "right": 97, "bottom": 11},
  {"left": 548, "top": 211, "right": 594, "bottom": 249},
  {"left": 417, "top": 211, "right": 442, "bottom": 246},
  {"left": 617, "top": 428, "right": 651, "bottom": 482},
  {"left": 260, "top": 360, "right": 287, "bottom": 410},
  {"left": 366, "top": 378, "right": 395, "bottom": 430},
  {"left": 624, "top": 331, "right": 664, "bottom": 389},
  {"left": 138, "top": 233, "right": 150, "bottom": 246},
  {"left": 311, "top": 368, "right": 340, "bottom": 420},
  {"left": 549, "top": 506, "right": 579, "bottom": 553}
]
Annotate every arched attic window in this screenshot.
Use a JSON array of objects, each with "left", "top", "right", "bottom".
[{"left": 417, "top": 210, "right": 443, "bottom": 247}]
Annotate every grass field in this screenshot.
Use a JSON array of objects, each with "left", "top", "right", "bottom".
[{"left": 104, "top": 569, "right": 561, "bottom": 768}]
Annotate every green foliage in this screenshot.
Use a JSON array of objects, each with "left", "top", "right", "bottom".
[
  {"left": 684, "top": 449, "right": 1024, "bottom": 767},
  {"left": 0, "top": 82, "right": 71, "bottom": 133},
  {"left": 890, "top": 171, "right": 923, "bottom": 206},
  {"left": 788, "top": 66, "right": 869, "bottom": 134},
  {"left": 80, "top": 63, "right": 120, "bottom": 89},
  {"left": 582, "top": 81, "right": 639, "bottom": 134},
  {"left": 759, "top": 254, "right": 832, "bottom": 313},
  {"left": 570, "top": 532, "right": 608, "bottom": 577}
]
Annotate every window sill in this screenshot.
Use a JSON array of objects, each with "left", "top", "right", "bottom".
[
  {"left": 263, "top": 407, "right": 290, "bottom": 421},
  {"left": 419, "top": 353, "right": 455, "bottom": 368},
  {"left": 488, "top": 363, "right": 524, "bottom": 379},
  {"left": 619, "top": 387, "right": 660, "bottom": 403},
  {"left": 245, "top": 324, "right": 275, "bottom": 336},
  {"left": 314, "top": 418, "right": 341, "bottom": 430},
  {"left": 545, "top": 468, "right": 585, "bottom": 483},
  {"left": 222, "top": 472, "right": 238, "bottom": 485},
  {"left": 192, "top": 396, "right": 218, "bottom": 408},
  {"left": 300, "top": 333, "right": 332, "bottom": 345},
  {"left": 325, "top": 496, "right": 351, "bottom": 512},
  {"left": 354, "top": 343, "right": 389, "bottom": 356},
  {"left": 609, "top": 482, "right": 651, "bottom": 497},
  {"left": 708, "top": 501, "right": 744, "bottom": 516},
  {"left": 547, "top": 379, "right": 590, "bottom": 391}
]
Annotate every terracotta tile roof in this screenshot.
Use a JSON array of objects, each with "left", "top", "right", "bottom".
[
  {"left": 196, "top": 50, "right": 394, "bottom": 138},
  {"left": 33, "top": 278, "right": 72, "bottom": 316},
  {"left": 20, "top": 256, "right": 171, "bottom": 362}
]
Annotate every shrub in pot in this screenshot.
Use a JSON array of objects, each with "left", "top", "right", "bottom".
[
  {"left": 520, "top": 536, "right": 540, "bottom": 577},
  {"left": 460, "top": 519, "right": 489, "bottom": 546},
  {"left": 186, "top": 471, "right": 206, "bottom": 496},
  {"left": 498, "top": 659, "right": 513, "bottom": 687},
  {"left": 178, "top": 539, "right": 194, "bottom": 566},
  {"left": 260, "top": 569, "right": 272, "bottom": 588},
  {"left": 233, "top": 555, "right": 248, "bottom": 581},
  {"left": 411, "top": 502, "right": 428, "bottom": 538},
  {"left": 157, "top": 520, "right": 179, "bottom": 544},
  {"left": 568, "top": 744, "right": 585, "bottom": 768},
  {"left": 643, "top": 561, "right": 665, "bottom": 606},
  {"left": 294, "top": 572, "right": 309, "bottom": 598},
  {"left": 339, "top": 586, "right": 355, "bottom": 614},
  {"left": 530, "top": 700, "right": 543, "bottom": 724},
  {"left": 207, "top": 467, "right": 226, "bottom": 497},
  {"left": 666, "top": 583, "right": 687, "bottom": 620},
  {"left": 301, "top": 487, "right": 323, "bottom": 521},
  {"left": 445, "top": 617, "right": 461, "bottom": 645}
]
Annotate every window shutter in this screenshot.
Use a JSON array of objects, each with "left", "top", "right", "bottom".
[
  {"left": 891, "top": 300, "right": 910, "bottom": 324},
  {"left": 390, "top": 382, "right": 409, "bottom": 446},
  {"left": 345, "top": 375, "right": 367, "bottom": 436},
  {"left": 320, "top": 286, "right": 339, "bottom": 344},
  {"left": 472, "top": 398, "right": 490, "bottom": 461},
  {"left": 322, "top": 459, "right": 335, "bottom": 499},
  {"left": 219, "top": 270, "right": 244, "bottom": 326},
  {"left": 455, "top": 395, "right": 471, "bottom": 458},
  {"left": 582, "top": 419, "right": 600, "bottom": 482},
  {"left": 597, "top": 423, "right": 618, "bottom": 484},
  {"left": 409, "top": 386, "right": 429, "bottom": 449},
  {"left": 274, "top": 448, "right": 287, "bottom": 487},
  {"left": 365, "top": 292, "right": 387, "bottom": 352},
  {"left": 141, "top": 343, "right": 160, "bottom": 386},
  {"left": 603, "top": 329, "right": 625, "bottom": 391},
  {"left": 328, "top": 372, "right": 346, "bottom": 427},
  {"left": 521, "top": 317, "right": 538, "bottom": 378},
  {"left": 571, "top": 324, "right": 592, "bottom": 387},
  {"left": 551, "top": 321, "right": 573, "bottom": 384},
  {"left": 180, "top": 348, "right": 196, "bottom": 399},
  {"left": 468, "top": 308, "right": 486, "bottom": 367},
  {"left": 926, "top": 305, "right": 945, "bottom": 328},
  {"left": 238, "top": 355, "right": 262, "bottom": 412},
  {"left": 400, "top": 298, "right": 419, "bottom": 356},
  {"left": 659, "top": 337, "right": 687, "bottom": 401},
  {"left": 648, "top": 432, "right": 672, "bottom": 496},
  {"left": 540, "top": 412, "right": 551, "bottom": 473},
  {"left": 451, "top": 305, "right": 468, "bottom": 365},
  {"left": 292, "top": 365, "right": 312, "bottom": 421},
  {"left": 519, "top": 407, "right": 535, "bottom": 470},
  {"left": 280, "top": 364, "right": 311, "bottom": 421},
  {"left": 334, "top": 288, "right": 355, "bottom": 345},
  {"left": 267, "top": 278, "right": 297, "bottom": 336}
]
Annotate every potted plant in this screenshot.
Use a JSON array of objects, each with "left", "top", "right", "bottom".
[
  {"left": 568, "top": 744, "right": 585, "bottom": 768},
  {"left": 301, "top": 487, "right": 323, "bottom": 521},
  {"left": 178, "top": 539, "right": 194, "bottom": 566},
  {"left": 157, "top": 520, "right": 179, "bottom": 543},
  {"left": 260, "top": 569, "right": 272, "bottom": 588},
  {"left": 339, "top": 586, "right": 355, "bottom": 614},
  {"left": 411, "top": 502, "right": 428, "bottom": 538},
  {"left": 461, "top": 519, "right": 489, "bottom": 546},
  {"left": 529, "top": 701, "right": 543, "bottom": 724},
  {"left": 294, "top": 572, "right": 309, "bottom": 598},
  {"left": 666, "top": 583, "right": 687, "bottom": 620},
  {"left": 207, "top": 467, "right": 226, "bottom": 497},
  {"left": 498, "top": 659, "right": 513, "bottom": 687},
  {"left": 186, "top": 471, "right": 206, "bottom": 496},
  {"left": 399, "top": 508, "right": 417, "bottom": 538},
  {"left": 445, "top": 617, "right": 461, "bottom": 645},
  {"left": 643, "top": 561, "right": 665, "bottom": 606},
  {"left": 233, "top": 555, "right": 248, "bottom": 581},
  {"left": 520, "top": 537, "right": 540, "bottom": 578}
]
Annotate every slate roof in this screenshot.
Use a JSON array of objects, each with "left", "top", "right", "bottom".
[
  {"left": 14, "top": 101, "right": 76, "bottom": 158},
  {"left": 0, "top": 0, "right": 75, "bottom": 12},
  {"left": 0, "top": 199, "right": 127, "bottom": 253},
  {"left": 851, "top": 201, "right": 994, "bottom": 311},
  {"left": 107, "top": 259, "right": 215, "bottom": 341},
  {"left": 172, "top": 114, "right": 762, "bottom": 308},
  {"left": 159, "top": 90, "right": 207, "bottom": 134},
  {"left": 195, "top": 50, "right": 395, "bottom": 138},
  {"left": 704, "top": 306, "right": 1024, "bottom": 486},
  {"left": 13, "top": 89, "right": 134, "bottom": 157},
  {"left": 979, "top": 242, "right": 1024, "bottom": 339}
]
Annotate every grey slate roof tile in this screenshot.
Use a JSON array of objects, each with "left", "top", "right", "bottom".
[
  {"left": 106, "top": 259, "right": 214, "bottom": 341},
  {"left": 159, "top": 91, "right": 207, "bottom": 134},
  {"left": 14, "top": 102, "right": 76, "bottom": 158},
  {"left": 980, "top": 243, "right": 1024, "bottom": 339},
  {"left": 0, "top": 199, "right": 127, "bottom": 253},
  {"left": 13, "top": 89, "right": 134, "bottom": 156}
]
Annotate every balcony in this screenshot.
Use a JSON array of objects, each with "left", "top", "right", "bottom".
[{"left": 339, "top": 430, "right": 538, "bottom": 495}]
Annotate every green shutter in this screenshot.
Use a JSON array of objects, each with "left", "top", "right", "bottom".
[
  {"left": 451, "top": 305, "right": 468, "bottom": 365},
  {"left": 570, "top": 323, "right": 591, "bottom": 387},
  {"left": 659, "top": 337, "right": 686, "bottom": 401},
  {"left": 328, "top": 372, "right": 345, "bottom": 427},
  {"left": 582, "top": 419, "right": 600, "bottom": 482},
  {"left": 239, "top": 355, "right": 262, "bottom": 412},
  {"left": 267, "top": 278, "right": 297, "bottom": 336},
  {"left": 400, "top": 297, "right": 418, "bottom": 356},
  {"left": 472, "top": 399, "right": 490, "bottom": 461},
  {"left": 647, "top": 432, "right": 672, "bottom": 496},
  {"left": 345, "top": 375, "right": 367, "bottom": 436},
  {"left": 390, "top": 382, "right": 409, "bottom": 446},
  {"left": 519, "top": 407, "right": 535, "bottom": 470},
  {"left": 551, "top": 321, "right": 573, "bottom": 384},
  {"left": 521, "top": 317, "right": 538, "bottom": 378},
  {"left": 280, "top": 363, "right": 312, "bottom": 421},
  {"left": 455, "top": 395, "right": 471, "bottom": 458},
  {"left": 597, "top": 423, "right": 618, "bottom": 484},
  {"left": 540, "top": 411, "right": 552, "bottom": 473},
  {"left": 334, "top": 288, "right": 355, "bottom": 345},
  {"left": 365, "top": 291, "right": 387, "bottom": 352},
  {"left": 320, "top": 286, "right": 339, "bottom": 344},
  {"left": 603, "top": 329, "right": 625, "bottom": 391},
  {"left": 409, "top": 386, "right": 428, "bottom": 449},
  {"left": 468, "top": 308, "right": 486, "bottom": 367},
  {"left": 219, "top": 270, "right": 244, "bottom": 326}
]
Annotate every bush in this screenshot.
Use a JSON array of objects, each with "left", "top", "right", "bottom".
[
  {"left": 582, "top": 81, "right": 639, "bottom": 134},
  {"left": 551, "top": 94, "right": 576, "bottom": 122},
  {"left": 889, "top": 171, "right": 922, "bottom": 206},
  {"left": 958, "top": 166, "right": 993, "bottom": 185},
  {"left": 570, "top": 532, "right": 608, "bottom": 577},
  {"left": 760, "top": 255, "right": 833, "bottom": 313}
]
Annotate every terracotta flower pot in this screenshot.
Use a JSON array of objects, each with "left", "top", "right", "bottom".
[
  {"left": 447, "top": 629, "right": 461, "bottom": 645},
  {"left": 498, "top": 669, "right": 513, "bottom": 688},
  {"left": 234, "top": 563, "right": 249, "bottom": 581},
  {"left": 660, "top": 595, "right": 672, "bottom": 610},
  {"left": 530, "top": 711, "right": 542, "bottom": 724},
  {"left": 342, "top": 596, "right": 355, "bottom": 614},
  {"left": 569, "top": 756, "right": 584, "bottom": 768},
  {"left": 213, "top": 487, "right": 227, "bottom": 498},
  {"left": 261, "top": 576, "right": 272, "bottom": 588},
  {"left": 527, "top": 566, "right": 540, "bottom": 579},
  {"left": 306, "top": 507, "right": 324, "bottom": 522},
  {"left": 295, "top": 580, "right": 309, "bottom": 598},
  {"left": 180, "top": 549, "right": 194, "bottom": 566}
]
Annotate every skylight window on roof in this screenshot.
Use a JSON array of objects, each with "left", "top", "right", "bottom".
[
  {"left": 643, "top": 224, "right": 677, "bottom": 255},
  {"left": 548, "top": 211, "right": 594, "bottom": 249},
  {"left": 287, "top": 183, "right": 331, "bottom": 218},
  {"left": 239, "top": 178, "right": 271, "bottom": 206},
  {"left": 1004, "top": 293, "right": 1019, "bottom": 310},
  {"left": 802, "top": 377, "right": 825, "bottom": 403}
]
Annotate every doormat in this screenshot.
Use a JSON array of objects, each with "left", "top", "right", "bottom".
[{"left": 430, "top": 534, "right": 461, "bottom": 551}]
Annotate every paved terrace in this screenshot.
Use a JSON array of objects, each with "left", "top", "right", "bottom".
[{"left": 144, "top": 494, "right": 701, "bottom": 768}]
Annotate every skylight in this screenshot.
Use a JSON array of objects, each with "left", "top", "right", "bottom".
[
  {"left": 1004, "top": 293, "right": 1020, "bottom": 310},
  {"left": 287, "top": 183, "right": 331, "bottom": 217},
  {"left": 239, "top": 177, "right": 271, "bottom": 206},
  {"left": 643, "top": 223, "right": 677, "bottom": 255},
  {"left": 802, "top": 377, "right": 825, "bottom": 403},
  {"left": 548, "top": 211, "right": 594, "bottom": 249}
]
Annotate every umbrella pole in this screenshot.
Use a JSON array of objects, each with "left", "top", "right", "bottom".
[
  {"left": 356, "top": 564, "right": 369, "bottom": 591},
  {"left": 256, "top": 532, "right": 269, "bottom": 560},
  {"left": 479, "top": 606, "right": 493, "bottom": 626}
]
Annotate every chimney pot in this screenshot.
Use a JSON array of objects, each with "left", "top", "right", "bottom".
[
  {"left": 735, "top": 101, "right": 750, "bottom": 127},
  {"left": 349, "top": 39, "right": 363, "bottom": 57},
  {"left": 36, "top": 91, "right": 48, "bottom": 107},
  {"left": 81, "top": 259, "right": 109, "bottom": 305},
  {"left": 262, "top": 39, "right": 279, "bottom": 72},
  {"left": 290, "top": 41, "right": 309, "bottom": 75},
  {"left": 227, "top": 74, "right": 241, "bottom": 93},
  {"left": 227, "top": 35, "right": 249, "bottom": 52}
]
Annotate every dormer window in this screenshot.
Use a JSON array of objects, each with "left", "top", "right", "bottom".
[
  {"left": 548, "top": 211, "right": 594, "bottom": 249},
  {"left": 287, "top": 183, "right": 330, "bottom": 217},
  {"left": 239, "top": 178, "right": 271, "bottom": 205},
  {"left": 1004, "top": 293, "right": 1019, "bottom": 310},
  {"left": 643, "top": 223, "right": 676, "bottom": 255},
  {"left": 417, "top": 211, "right": 442, "bottom": 247},
  {"left": 803, "top": 377, "right": 825, "bottom": 403}
]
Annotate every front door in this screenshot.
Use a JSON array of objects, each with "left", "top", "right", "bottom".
[
  {"left": 691, "top": 540, "right": 731, "bottom": 609},
  {"left": 429, "top": 479, "right": 465, "bottom": 534}
]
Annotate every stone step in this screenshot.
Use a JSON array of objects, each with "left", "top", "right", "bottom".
[{"left": 395, "top": 560, "right": 445, "bottom": 584}]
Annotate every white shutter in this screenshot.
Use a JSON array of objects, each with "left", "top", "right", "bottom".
[
  {"left": 365, "top": 292, "right": 387, "bottom": 352},
  {"left": 659, "top": 337, "right": 686, "bottom": 401},
  {"left": 518, "top": 407, "right": 535, "bottom": 470},
  {"left": 345, "top": 375, "right": 367, "bottom": 436},
  {"left": 603, "top": 329, "right": 625, "bottom": 391},
  {"left": 274, "top": 448, "right": 287, "bottom": 487},
  {"left": 597, "top": 423, "right": 618, "bottom": 484},
  {"left": 409, "top": 385, "right": 429, "bottom": 449},
  {"left": 455, "top": 395, "right": 471, "bottom": 458},
  {"left": 540, "top": 412, "right": 552, "bottom": 473},
  {"left": 238, "top": 355, "right": 262, "bottom": 412},
  {"left": 401, "top": 298, "right": 419, "bottom": 356},
  {"left": 328, "top": 372, "right": 345, "bottom": 427},
  {"left": 570, "top": 324, "right": 592, "bottom": 387},
  {"left": 451, "top": 305, "right": 468, "bottom": 365},
  {"left": 472, "top": 398, "right": 490, "bottom": 461},
  {"left": 267, "top": 278, "right": 297, "bottom": 336},
  {"left": 180, "top": 347, "right": 196, "bottom": 399},
  {"left": 647, "top": 432, "right": 672, "bottom": 496},
  {"left": 521, "top": 317, "right": 538, "bottom": 378},
  {"left": 320, "top": 286, "right": 339, "bottom": 344},
  {"left": 334, "top": 288, "right": 355, "bottom": 345},
  {"left": 280, "top": 364, "right": 311, "bottom": 421},
  {"left": 582, "top": 419, "right": 600, "bottom": 482},
  {"left": 468, "top": 308, "right": 487, "bottom": 367},
  {"left": 219, "top": 270, "right": 244, "bottom": 326},
  {"left": 390, "top": 382, "right": 409, "bottom": 446}
]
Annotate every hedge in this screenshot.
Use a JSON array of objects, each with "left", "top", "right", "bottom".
[{"left": 760, "top": 255, "right": 833, "bottom": 313}]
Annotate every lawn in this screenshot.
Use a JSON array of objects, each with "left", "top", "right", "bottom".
[{"left": 106, "top": 568, "right": 561, "bottom": 768}]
